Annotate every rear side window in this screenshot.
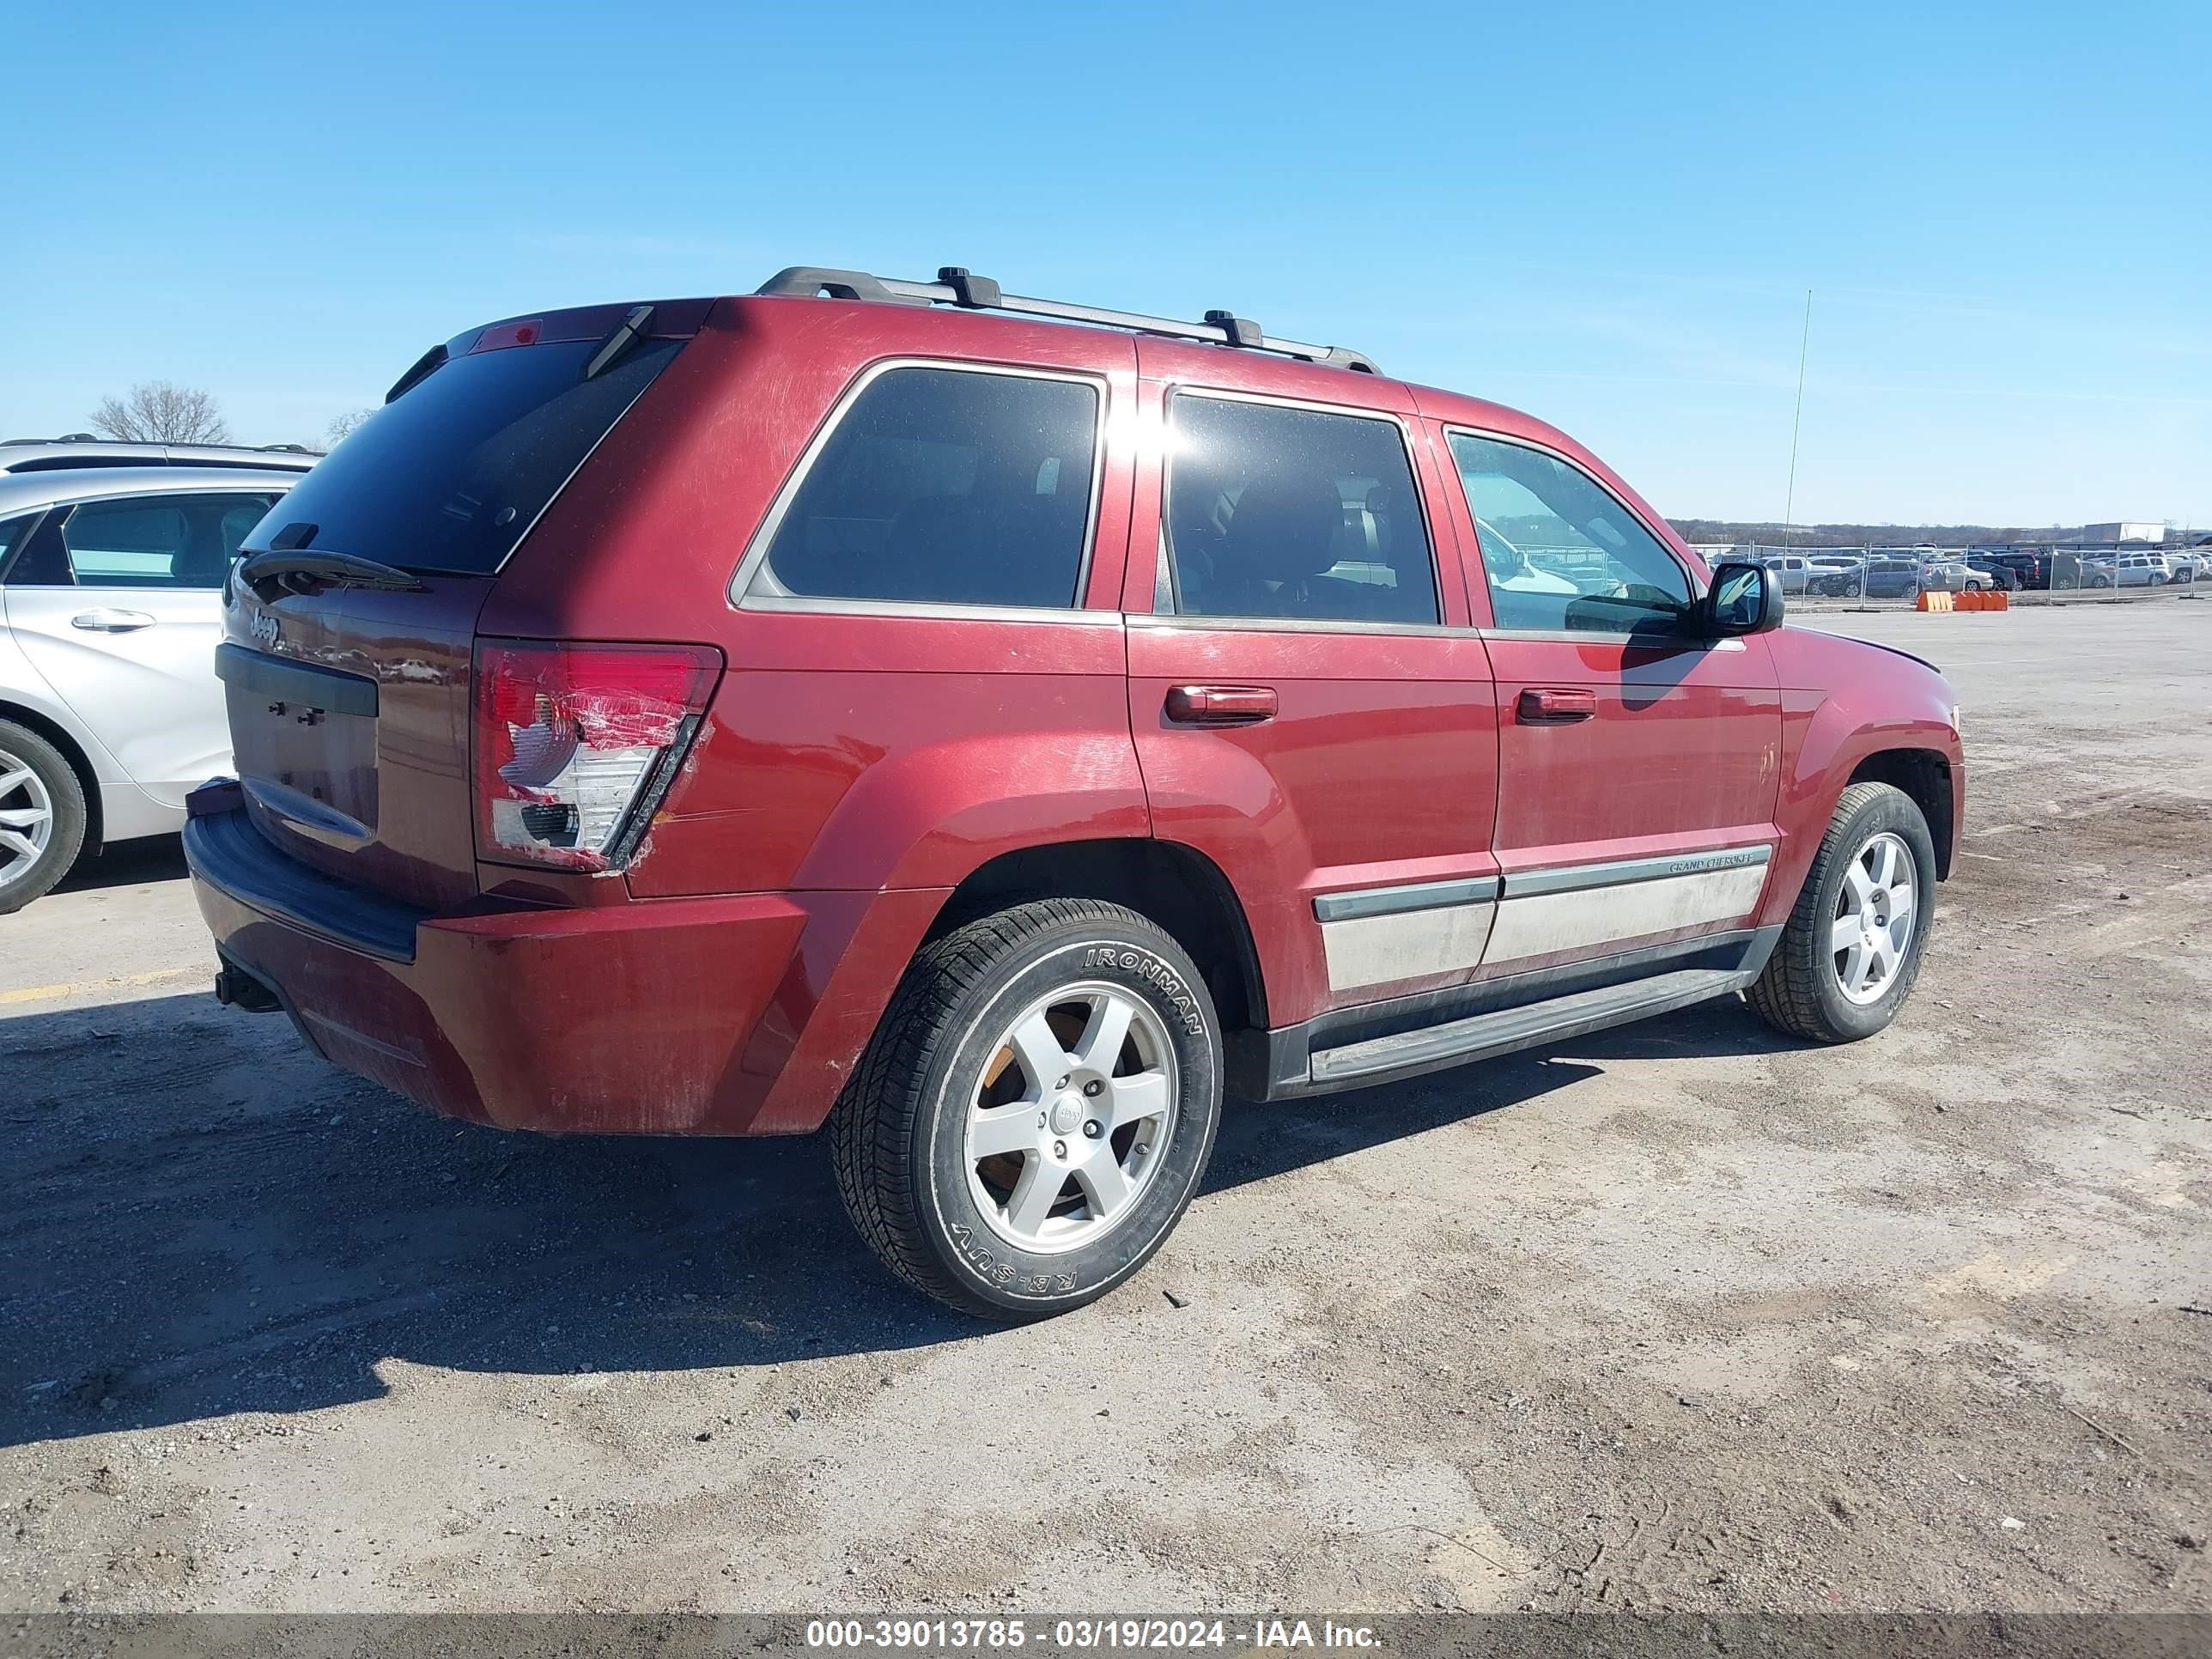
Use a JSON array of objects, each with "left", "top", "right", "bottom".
[
  {"left": 244, "top": 337, "right": 684, "bottom": 575},
  {"left": 0, "top": 514, "right": 32, "bottom": 575},
  {"left": 59, "top": 493, "right": 280, "bottom": 588},
  {"left": 750, "top": 366, "right": 1099, "bottom": 609},
  {"left": 1163, "top": 395, "right": 1437, "bottom": 626}
]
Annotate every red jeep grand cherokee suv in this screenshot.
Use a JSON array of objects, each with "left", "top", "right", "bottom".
[{"left": 189, "top": 265, "right": 1962, "bottom": 1319}]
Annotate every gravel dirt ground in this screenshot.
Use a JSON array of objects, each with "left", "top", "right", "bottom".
[{"left": 3, "top": 603, "right": 2207, "bottom": 1617}]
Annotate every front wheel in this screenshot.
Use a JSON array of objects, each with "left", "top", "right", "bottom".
[
  {"left": 1747, "top": 781, "right": 1936, "bottom": 1043},
  {"left": 831, "top": 898, "right": 1223, "bottom": 1320}
]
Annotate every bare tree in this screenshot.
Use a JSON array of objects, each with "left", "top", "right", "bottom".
[
  {"left": 325, "top": 408, "right": 377, "bottom": 445},
  {"left": 88, "top": 382, "right": 231, "bottom": 445}
]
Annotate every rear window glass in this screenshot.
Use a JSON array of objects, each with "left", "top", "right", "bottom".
[{"left": 245, "top": 337, "right": 684, "bottom": 575}]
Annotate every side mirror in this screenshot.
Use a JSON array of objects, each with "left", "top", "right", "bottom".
[{"left": 1703, "top": 561, "right": 1784, "bottom": 636}]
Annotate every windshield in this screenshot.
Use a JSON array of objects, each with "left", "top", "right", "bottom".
[{"left": 245, "top": 337, "right": 684, "bottom": 575}]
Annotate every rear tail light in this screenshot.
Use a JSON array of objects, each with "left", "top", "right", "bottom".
[{"left": 472, "top": 640, "right": 722, "bottom": 872}]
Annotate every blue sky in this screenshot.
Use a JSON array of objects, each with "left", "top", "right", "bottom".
[{"left": 8, "top": 0, "right": 2206, "bottom": 529}]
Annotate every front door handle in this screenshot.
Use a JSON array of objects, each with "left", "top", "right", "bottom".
[
  {"left": 1165, "top": 684, "right": 1278, "bottom": 726},
  {"left": 1517, "top": 686, "right": 1597, "bottom": 724},
  {"left": 70, "top": 609, "right": 157, "bottom": 633}
]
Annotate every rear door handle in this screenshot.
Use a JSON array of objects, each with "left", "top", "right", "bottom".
[
  {"left": 70, "top": 609, "right": 157, "bottom": 633},
  {"left": 1165, "top": 684, "right": 1278, "bottom": 726},
  {"left": 1517, "top": 686, "right": 1597, "bottom": 724}
]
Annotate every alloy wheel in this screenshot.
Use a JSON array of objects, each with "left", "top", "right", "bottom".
[
  {"left": 1831, "top": 831, "right": 1916, "bottom": 1004},
  {"left": 963, "top": 982, "right": 1178, "bottom": 1255},
  {"left": 0, "top": 748, "right": 56, "bottom": 890}
]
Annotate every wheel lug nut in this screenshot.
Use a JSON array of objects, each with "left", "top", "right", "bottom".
[
  {"left": 1054, "top": 1139, "right": 1067, "bottom": 1159},
  {"left": 1082, "top": 1079, "right": 1103, "bottom": 1097},
  {"left": 1054, "top": 1075, "right": 1070, "bottom": 1090},
  {"left": 1083, "top": 1120, "right": 1103, "bottom": 1139}
]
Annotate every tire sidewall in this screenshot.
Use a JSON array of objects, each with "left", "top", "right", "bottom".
[
  {"left": 915, "top": 921, "right": 1221, "bottom": 1315},
  {"left": 1807, "top": 790, "right": 1937, "bottom": 1039},
  {"left": 0, "top": 720, "right": 87, "bottom": 915}
]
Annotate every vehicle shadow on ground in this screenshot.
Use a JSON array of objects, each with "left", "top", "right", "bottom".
[
  {"left": 0, "top": 988, "right": 1799, "bottom": 1449},
  {"left": 52, "top": 836, "right": 189, "bottom": 895}
]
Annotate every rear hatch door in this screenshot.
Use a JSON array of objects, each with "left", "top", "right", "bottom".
[{"left": 221, "top": 302, "right": 707, "bottom": 909}]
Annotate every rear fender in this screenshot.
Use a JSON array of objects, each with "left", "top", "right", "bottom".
[
  {"left": 792, "top": 727, "right": 1152, "bottom": 892},
  {"left": 718, "top": 729, "right": 1152, "bottom": 1133}
]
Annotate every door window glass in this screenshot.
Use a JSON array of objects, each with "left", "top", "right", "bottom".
[
  {"left": 752, "top": 367, "right": 1099, "bottom": 609},
  {"left": 1447, "top": 433, "right": 1689, "bottom": 632},
  {"left": 1163, "top": 395, "right": 1437, "bottom": 625},
  {"left": 0, "top": 513, "right": 33, "bottom": 580},
  {"left": 60, "top": 493, "right": 280, "bottom": 588}
]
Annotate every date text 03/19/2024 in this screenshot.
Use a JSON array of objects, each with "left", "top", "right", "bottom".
[{"left": 803, "top": 1619, "right": 1382, "bottom": 1650}]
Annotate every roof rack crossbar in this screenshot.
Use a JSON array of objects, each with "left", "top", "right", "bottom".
[{"left": 754, "top": 264, "right": 1378, "bottom": 374}]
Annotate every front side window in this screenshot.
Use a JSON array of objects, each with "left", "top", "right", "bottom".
[
  {"left": 752, "top": 366, "right": 1099, "bottom": 609},
  {"left": 1163, "top": 395, "right": 1438, "bottom": 626},
  {"left": 1447, "top": 432, "right": 1690, "bottom": 633},
  {"left": 60, "top": 493, "right": 280, "bottom": 588}
]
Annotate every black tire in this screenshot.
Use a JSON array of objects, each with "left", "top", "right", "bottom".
[
  {"left": 831, "top": 898, "right": 1223, "bottom": 1321},
  {"left": 1746, "top": 781, "right": 1936, "bottom": 1044},
  {"left": 0, "top": 719, "right": 88, "bottom": 916}
]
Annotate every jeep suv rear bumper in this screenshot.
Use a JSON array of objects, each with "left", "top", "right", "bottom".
[{"left": 183, "top": 792, "right": 936, "bottom": 1136}]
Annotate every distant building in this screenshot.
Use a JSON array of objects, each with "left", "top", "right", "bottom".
[{"left": 2081, "top": 521, "right": 2165, "bottom": 544}]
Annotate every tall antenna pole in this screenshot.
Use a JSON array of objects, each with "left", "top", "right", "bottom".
[{"left": 1782, "top": 289, "right": 1813, "bottom": 546}]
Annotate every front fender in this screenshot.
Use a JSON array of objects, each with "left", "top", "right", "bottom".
[{"left": 1763, "top": 629, "right": 1962, "bottom": 926}]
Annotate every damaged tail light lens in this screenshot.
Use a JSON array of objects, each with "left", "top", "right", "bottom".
[{"left": 472, "top": 639, "right": 722, "bottom": 872}]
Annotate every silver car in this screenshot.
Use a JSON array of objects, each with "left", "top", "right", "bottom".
[{"left": 0, "top": 465, "right": 301, "bottom": 911}]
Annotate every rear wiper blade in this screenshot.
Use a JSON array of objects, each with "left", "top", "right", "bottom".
[
  {"left": 582, "top": 304, "right": 655, "bottom": 380},
  {"left": 238, "top": 549, "right": 427, "bottom": 601}
]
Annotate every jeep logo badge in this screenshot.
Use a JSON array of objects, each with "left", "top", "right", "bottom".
[{"left": 250, "top": 612, "right": 281, "bottom": 647}]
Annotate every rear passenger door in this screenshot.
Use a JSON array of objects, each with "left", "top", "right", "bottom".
[
  {"left": 1434, "top": 428, "right": 1782, "bottom": 980},
  {"left": 3, "top": 489, "right": 280, "bottom": 806},
  {"left": 1124, "top": 345, "right": 1498, "bottom": 1030}
]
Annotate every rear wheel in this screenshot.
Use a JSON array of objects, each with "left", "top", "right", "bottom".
[
  {"left": 1747, "top": 781, "right": 1936, "bottom": 1043},
  {"left": 831, "top": 898, "right": 1222, "bottom": 1320},
  {"left": 0, "top": 720, "right": 87, "bottom": 916}
]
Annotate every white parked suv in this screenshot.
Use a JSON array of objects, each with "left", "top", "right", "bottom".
[
  {"left": 2084, "top": 553, "right": 2168, "bottom": 588},
  {"left": 0, "top": 464, "right": 301, "bottom": 910}
]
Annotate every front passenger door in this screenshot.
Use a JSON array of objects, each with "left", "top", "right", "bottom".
[
  {"left": 1438, "top": 429, "right": 1782, "bottom": 978},
  {"left": 1126, "top": 356, "right": 1498, "bottom": 1030}
]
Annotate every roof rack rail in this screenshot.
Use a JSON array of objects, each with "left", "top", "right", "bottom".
[{"left": 755, "top": 264, "right": 1380, "bottom": 375}]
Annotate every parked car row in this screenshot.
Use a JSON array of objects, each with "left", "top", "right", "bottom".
[
  {"left": 1790, "top": 554, "right": 1995, "bottom": 599},
  {"left": 1771, "top": 547, "right": 2200, "bottom": 598}
]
